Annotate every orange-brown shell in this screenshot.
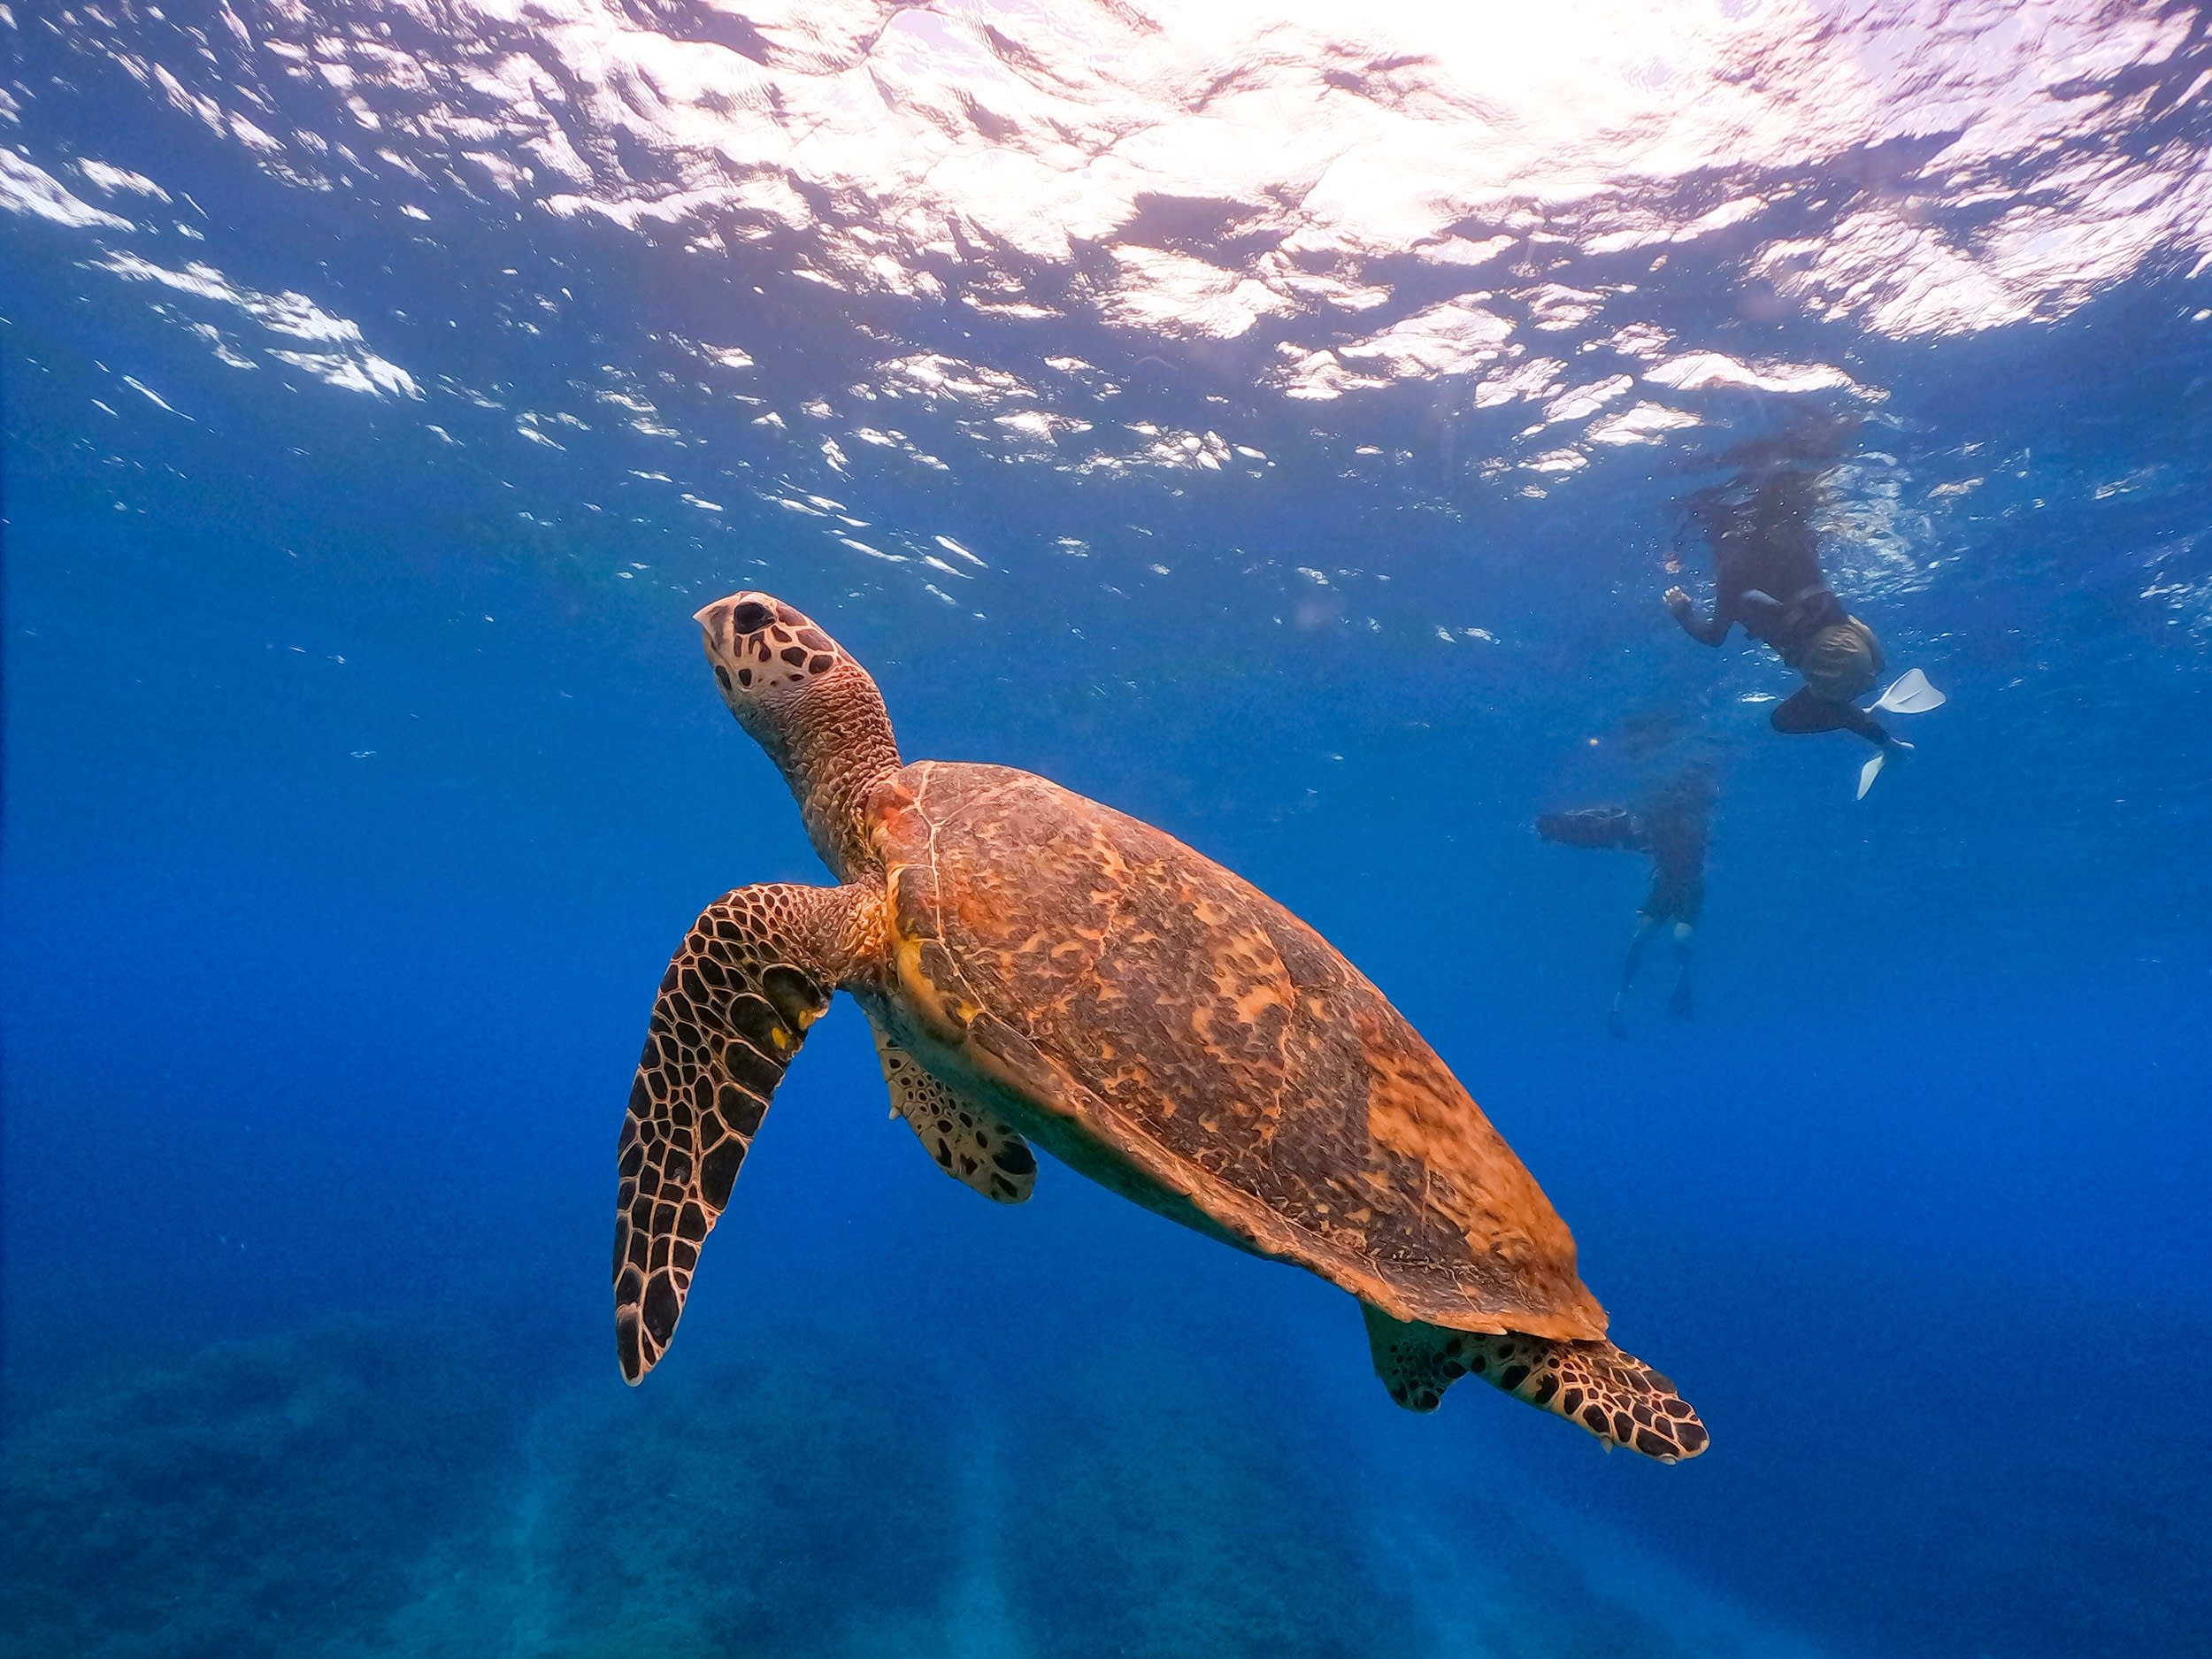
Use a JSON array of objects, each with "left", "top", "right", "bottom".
[{"left": 869, "top": 761, "right": 1606, "bottom": 1341}]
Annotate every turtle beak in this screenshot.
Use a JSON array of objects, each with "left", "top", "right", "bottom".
[{"left": 694, "top": 598, "right": 732, "bottom": 646}]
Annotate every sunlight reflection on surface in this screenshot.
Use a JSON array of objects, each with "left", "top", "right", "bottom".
[
  {"left": 16, "top": 4, "right": 2208, "bottom": 349},
  {"left": 4, "top": 0, "right": 2208, "bottom": 629},
  {"left": 10, "top": 2, "right": 2203, "bottom": 394},
  {"left": 445, "top": 0, "right": 2212, "bottom": 339}
]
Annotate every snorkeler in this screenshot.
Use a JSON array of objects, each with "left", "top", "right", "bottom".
[
  {"left": 1538, "top": 764, "right": 1715, "bottom": 1039},
  {"left": 1664, "top": 429, "right": 1943, "bottom": 795}
]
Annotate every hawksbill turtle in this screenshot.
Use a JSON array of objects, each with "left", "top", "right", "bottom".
[{"left": 612, "top": 592, "right": 1709, "bottom": 1462}]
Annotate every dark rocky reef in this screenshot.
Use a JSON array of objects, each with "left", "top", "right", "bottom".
[{"left": 1, "top": 1297, "right": 1720, "bottom": 1658}]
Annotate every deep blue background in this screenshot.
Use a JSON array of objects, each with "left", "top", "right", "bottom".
[{"left": 5, "top": 6, "right": 2212, "bottom": 1655}]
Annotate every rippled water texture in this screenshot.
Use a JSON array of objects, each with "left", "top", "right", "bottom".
[
  {"left": 4, "top": 4, "right": 2211, "bottom": 1658},
  {"left": 8, "top": 3, "right": 2212, "bottom": 499}
]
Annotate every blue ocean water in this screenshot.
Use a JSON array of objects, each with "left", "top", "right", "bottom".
[{"left": 4, "top": 2, "right": 2210, "bottom": 1654}]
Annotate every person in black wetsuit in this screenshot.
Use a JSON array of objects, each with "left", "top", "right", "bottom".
[
  {"left": 1663, "top": 447, "right": 1899, "bottom": 750},
  {"left": 1537, "top": 764, "right": 1715, "bottom": 1038}
]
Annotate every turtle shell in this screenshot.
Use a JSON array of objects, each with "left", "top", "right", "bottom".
[{"left": 870, "top": 761, "right": 1606, "bottom": 1341}]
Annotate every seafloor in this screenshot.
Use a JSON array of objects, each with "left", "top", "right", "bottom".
[{"left": 4, "top": 1288, "right": 1825, "bottom": 1659}]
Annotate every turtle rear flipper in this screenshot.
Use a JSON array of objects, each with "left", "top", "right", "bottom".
[
  {"left": 869, "top": 1023, "right": 1036, "bottom": 1203},
  {"left": 615, "top": 884, "right": 862, "bottom": 1384},
  {"left": 1362, "top": 1303, "right": 1708, "bottom": 1463}
]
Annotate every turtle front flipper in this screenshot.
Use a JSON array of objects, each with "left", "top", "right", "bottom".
[
  {"left": 1361, "top": 1303, "right": 1708, "bottom": 1463},
  {"left": 868, "top": 1022, "right": 1036, "bottom": 1203},
  {"left": 616, "top": 883, "right": 866, "bottom": 1384}
]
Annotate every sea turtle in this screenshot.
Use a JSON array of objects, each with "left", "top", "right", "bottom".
[{"left": 613, "top": 592, "right": 1708, "bottom": 1462}]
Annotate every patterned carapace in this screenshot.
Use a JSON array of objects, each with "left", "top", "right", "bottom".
[{"left": 616, "top": 592, "right": 1707, "bottom": 1461}]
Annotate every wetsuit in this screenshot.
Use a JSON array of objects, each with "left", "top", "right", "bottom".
[
  {"left": 1672, "top": 470, "right": 1890, "bottom": 744},
  {"left": 1536, "top": 802, "right": 1707, "bottom": 924},
  {"left": 1538, "top": 772, "right": 1713, "bottom": 1030}
]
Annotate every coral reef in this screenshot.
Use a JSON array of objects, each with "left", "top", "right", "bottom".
[
  {"left": 2, "top": 1299, "right": 1754, "bottom": 1658},
  {"left": 0, "top": 1319, "right": 519, "bottom": 1659},
  {"left": 373, "top": 1324, "right": 969, "bottom": 1659}
]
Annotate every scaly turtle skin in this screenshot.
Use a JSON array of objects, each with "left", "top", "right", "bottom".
[{"left": 612, "top": 593, "right": 1707, "bottom": 1463}]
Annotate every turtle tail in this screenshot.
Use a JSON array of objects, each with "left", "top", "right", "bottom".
[{"left": 1361, "top": 1303, "right": 1708, "bottom": 1463}]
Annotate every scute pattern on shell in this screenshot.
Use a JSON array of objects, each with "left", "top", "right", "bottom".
[{"left": 874, "top": 763, "right": 1606, "bottom": 1340}]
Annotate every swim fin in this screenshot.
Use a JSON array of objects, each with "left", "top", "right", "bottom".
[
  {"left": 1856, "top": 739, "right": 1914, "bottom": 800},
  {"left": 1870, "top": 668, "right": 1946, "bottom": 715}
]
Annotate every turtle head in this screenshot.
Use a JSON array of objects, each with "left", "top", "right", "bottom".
[
  {"left": 695, "top": 592, "right": 853, "bottom": 718},
  {"left": 693, "top": 592, "right": 902, "bottom": 879}
]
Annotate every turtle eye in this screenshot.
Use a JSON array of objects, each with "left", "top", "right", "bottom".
[{"left": 731, "top": 600, "right": 774, "bottom": 634}]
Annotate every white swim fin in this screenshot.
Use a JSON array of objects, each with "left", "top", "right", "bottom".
[
  {"left": 1856, "top": 739, "right": 1914, "bottom": 800},
  {"left": 1870, "top": 667, "right": 1946, "bottom": 715}
]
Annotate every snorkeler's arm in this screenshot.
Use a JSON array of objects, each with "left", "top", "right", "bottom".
[
  {"left": 1537, "top": 806, "right": 1649, "bottom": 853},
  {"left": 1735, "top": 587, "right": 1788, "bottom": 634},
  {"left": 1664, "top": 585, "right": 1732, "bottom": 646}
]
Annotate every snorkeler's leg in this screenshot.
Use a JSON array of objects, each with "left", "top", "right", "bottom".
[
  {"left": 1611, "top": 916, "right": 1657, "bottom": 1038},
  {"left": 1775, "top": 686, "right": 1894, "bottom": 747},
  {"left": 1620, "top": 915, "right": 1657, "bottom": 985},
  {"left": 1770, "top": 686, "right": 1855, "bottom": 735},
  {"left": 1667, "top": 922, "right": 1695, "bottom": 1019}
]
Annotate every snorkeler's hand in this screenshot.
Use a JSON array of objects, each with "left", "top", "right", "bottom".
[{"left": 1663, "top": 586, "right": 1692, "bottom": 615}]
